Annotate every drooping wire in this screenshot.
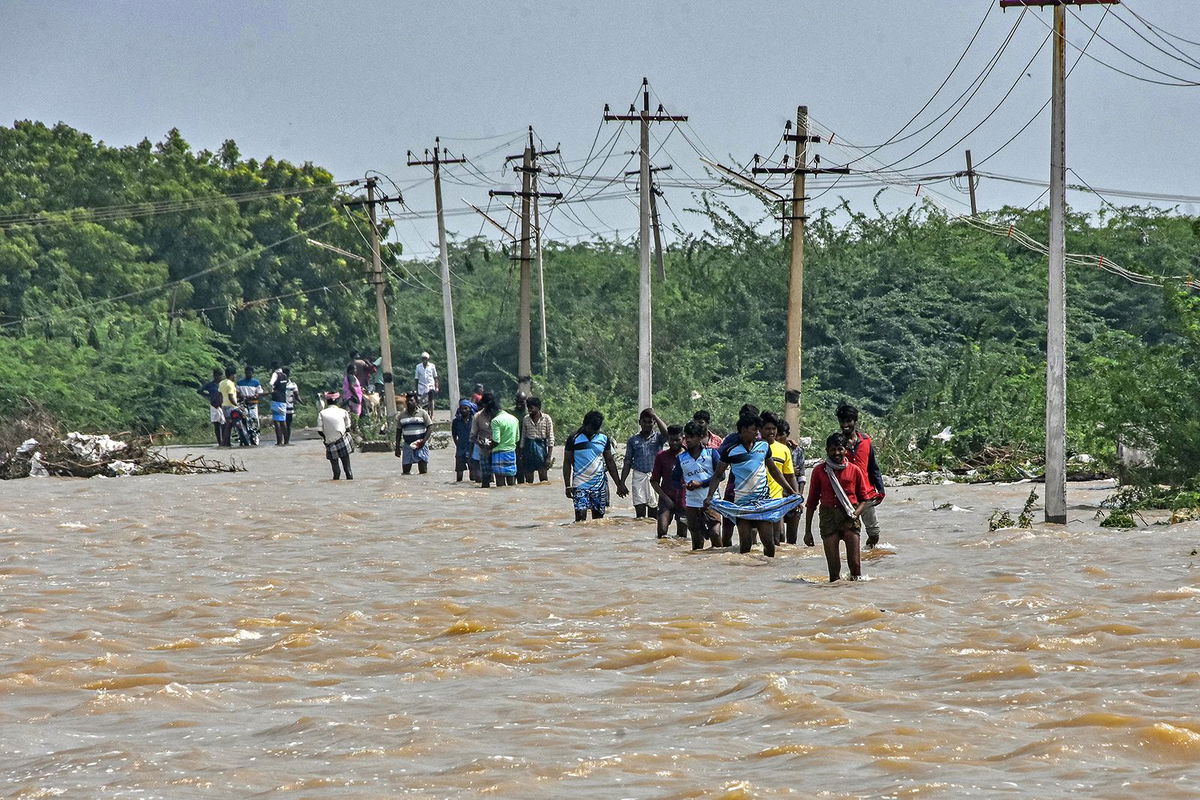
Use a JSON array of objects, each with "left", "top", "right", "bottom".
[{"left": 845, "top": 1, "right": 997, "bottom": 155}]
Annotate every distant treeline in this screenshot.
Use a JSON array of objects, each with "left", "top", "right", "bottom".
[{"left": 1, "top": 122, "right": 1197, "bottom": 484}]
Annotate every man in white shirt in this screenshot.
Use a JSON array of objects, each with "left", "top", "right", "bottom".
[
  {"left": 413, "top": 352, "right": 439, "bottom": 414},
  {"left": 318, "top": 398, "right": 354, "bottom": 480}
]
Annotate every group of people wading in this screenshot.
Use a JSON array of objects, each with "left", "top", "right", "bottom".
[{"left": 450, "top": 396, "right": 885, "bottom": 582}]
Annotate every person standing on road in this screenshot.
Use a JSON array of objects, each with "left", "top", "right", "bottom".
[
  {"left": 236, "top": 366, "right": 264, "bottom": 439},
  {"left": 283, "top": 368, "right": 301, "bottom": 445},
  {"left": 414, "top": 352, "right": 438, "bottom": 415},
  {"left": 198, "top": 368, "right": 223, "bottom": 445},
  {"left": 218, "top": 367, "right": 239, "bottom": 447},
  {"left": 836, "top": 403, "right": 886, "bottom": 549}
]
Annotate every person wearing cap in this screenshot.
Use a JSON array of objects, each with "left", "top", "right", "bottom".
[{"left": 414, "top": 352, "right": 438, "bottom": 415}]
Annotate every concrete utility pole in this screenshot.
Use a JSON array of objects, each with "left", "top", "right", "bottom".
[
  {"left": 532, "top": 171, "right": 549, "bottom": 376},
  {"left": 965, "top": 149, "right": 979, "bottom": 217},
  {"left": 407, "top": 140, "right": 466, "bottom": 410},
  {"left": 627, "top": 164, "right": 673, "bottom": 282},
  {"left": 604, "top": 78, "right": 687, "bottom": 411},
  {"left": 1001, "top": 0, "right": 1118, "bottom": 523},
  {"left": 342, "top": 178, "right": 403, "bottom": 428},
  {"left": 490, "top": 127, "right": 561, "bottom": 396},
  {"left": 753, "top": 107, "right": 847, "bottom": 434}
]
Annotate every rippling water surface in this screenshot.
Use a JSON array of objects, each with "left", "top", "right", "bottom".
[{"left": 2, "top": 441, "right": 1198, "bottom": 798}]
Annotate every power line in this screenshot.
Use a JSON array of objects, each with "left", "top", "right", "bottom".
[
  {"left": 1123, "top": 0, "right": 1200, "bottom": 50},
  {"left": 847, "top": 1, "right": 998, "bottom": 154},
  {"left": 1021, "top": 3, "right": 1200, "bottom": 87},
  {"left": 861, "top": 19, "right": 1050, "bottom": 175}
]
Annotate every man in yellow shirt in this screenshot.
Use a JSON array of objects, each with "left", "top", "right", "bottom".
[
  {"left": 218, "top": 367, "right": 238, "bottom": 447},
  {"left": 760, "top": 412, "right": 799, "bottom": 545}
]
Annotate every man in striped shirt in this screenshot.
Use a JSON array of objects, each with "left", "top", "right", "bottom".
[{"left": 394, "top": 393, "right": 433, "bottom": 475}]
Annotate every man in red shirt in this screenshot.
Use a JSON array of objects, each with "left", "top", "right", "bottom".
[
  {"left": 650, "top": 425, "right": 688, "bottom": 539},
  {"left": 805, "top": 432, "right": 876, "bottom": 582},
  {"left": 837, "top": 403, "right": 886, "bottom": 548}
]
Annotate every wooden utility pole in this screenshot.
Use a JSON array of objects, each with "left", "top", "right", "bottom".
[
  {"left": 604, "top": 78, "right": 687, "bottom": 411},
  {"left": 965, "top": 149, "right": 979, "bottom": 216},
  {"left": 754, "top": 107, "right": 846, "bottom": 434},
  {"left": 343, "top": 178, "right": 404, "bottom": 427},
  {"left": 407, "top": 140, "right": 467, "bottom": 410},
  {"left": 1001, "top": 0, "right": 1117, "bottom": 523},
  {"left": 490, "top": 127, "right": 561, "bottom": 395}
]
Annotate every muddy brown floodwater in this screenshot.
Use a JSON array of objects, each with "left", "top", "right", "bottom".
[{"left": 2, "top": 440, "right": 1198, "bottom": 798}]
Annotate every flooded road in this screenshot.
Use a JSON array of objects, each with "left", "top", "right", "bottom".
[{"left": 2, "top": 441, "right": 1198, "bottom": 798}]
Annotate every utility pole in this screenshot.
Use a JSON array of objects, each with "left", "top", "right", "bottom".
[
  {"left": 407, "top": 140, "right": 466, "bottom": 410},
  {"left": 532, "top": 172, "right": 549, "bottom": 375},
  {"left": 753, "top": 107, "right": 847, "bottom": 434},
  {"left": 489, "top": 127, "right": 561, "bottom": 396},
  {"left": 627, "top": 164, "right": 672, "bottom": 281},
  {"left": 1001, "top": 0, "right": 1118, "bottom": 523},
  {"left": 965, "top": 149, "right": 979, "bottom": 217},
  {"left": 604, "top": 78, "right": 687, "bottom": 411},
  {"left": 342, "top": 178, "right": 404, "bottom": 428}
]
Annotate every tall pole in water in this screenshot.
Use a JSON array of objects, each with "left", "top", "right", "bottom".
[
  {"left": 364, "top": 178, "right": 397, "bottom": 426},
  {"left": 1045, "top": 2, "right": 1068, "bottom": 524},
  {"left": 517, "top": 134, "right": 534, "bottom": 396},
  {"left": 637, "top": 84, "right": 653, "bottom": 411},
  {"left": 785, "top": 106, "right": 810, "bottom": 434},
  {"left": 407, "top": 142, "right": 466, "bottom": 410},
  {"left": 604, "top": 78, "right": 687, "bottom": 411},
  {"left": 489, "top": 129, "right": 562, "bottom": 396},
  {"left": 754, "top": 108, "right": 846, "bottom": 434},
  {"left": 533, "top": 171, "right": 548, "bottom": 376},
  {"left": 999, "top": 0, "right": 1119, "bottom": 522}
]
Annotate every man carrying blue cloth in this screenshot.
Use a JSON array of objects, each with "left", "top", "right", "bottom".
[{"left": 705, "top": 412, "right": 802, "bottom": 558}]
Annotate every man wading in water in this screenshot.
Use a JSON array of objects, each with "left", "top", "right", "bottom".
[
  {"left": 836, "top": 403, "right": 885, "bottom": 548},
  {"left": 805, "top": 432, "right": 875, "bottom": 581},
  {"left": 395, "top": 392, "right": 433, "bottom": 475},
  {"left": 563, "top": 410, "right": 628, "bottom": 521},
  {"left": 318, "top": 398, "right": 354, "bottom": 480}
]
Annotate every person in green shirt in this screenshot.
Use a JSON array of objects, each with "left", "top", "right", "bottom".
[{"left": 489, "top": 397, "right": 520, "bottom": 487}]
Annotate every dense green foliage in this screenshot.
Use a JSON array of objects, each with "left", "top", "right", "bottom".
[
  {"left": 2, "top": 120, "right": 1198, "bottom": 492},
  {"left": 0, "top": 121, "right": 395, "bottom": 431}
]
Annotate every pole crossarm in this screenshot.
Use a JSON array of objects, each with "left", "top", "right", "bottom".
[
  {"left": 407, "top": 138, "right": 468, "bottom": 168},
  {"left": 305, "top": 239, "right": 367, "bottom": 263},
  {"left": 625, "top": 165, "right": 672, "bottom": 177},
  {"left": 488, "top": 190, "right": 564, "bottom": 200},
  {"left": 752, "top": 166, "right": 852, "bottom": 175},
  {"left": 464, "top": 200, "right": 516, "bottom": 241},
  {"left": 1000, "top": 1, "right": 1117, "bottom": 6},
  {"left": 343, "top": 194, "right": 403, "bottom": 207}
]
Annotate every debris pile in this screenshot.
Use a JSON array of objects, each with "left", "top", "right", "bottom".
[{"left": 1, "top": 407, "right": 243, "bottom": 480}]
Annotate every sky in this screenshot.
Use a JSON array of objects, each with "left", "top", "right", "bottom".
[{"left": 6, "top": 0, "right": 1200, "bottom": 259}]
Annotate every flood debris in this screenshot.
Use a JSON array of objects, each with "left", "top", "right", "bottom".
[{"left": 1, "top": 406, "right": 243, "bottom": 480}]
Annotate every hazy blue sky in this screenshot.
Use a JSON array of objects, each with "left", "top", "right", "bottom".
[{"left": 6, "top": 1, "right": 1200, "bottom": 257}]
